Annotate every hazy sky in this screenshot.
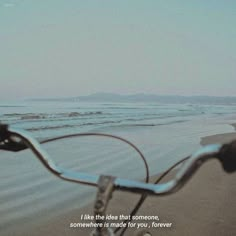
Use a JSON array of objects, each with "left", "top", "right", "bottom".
[{"left": 1, "top": 0, "right": 236, "bottom": 99}]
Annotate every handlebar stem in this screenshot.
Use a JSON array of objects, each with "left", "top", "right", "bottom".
[{"left": 91, "top": 175, "right": 115, "bottom": 236}]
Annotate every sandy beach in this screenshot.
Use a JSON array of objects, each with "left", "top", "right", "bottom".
[
  {"left": 201, "top": 123, "right": 236, "bottom": 145},
  {"left": 0, "top": 121, "right": 236, "bottom": 236}
]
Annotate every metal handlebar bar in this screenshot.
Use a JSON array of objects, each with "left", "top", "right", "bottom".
[{"left": 1, "top": 125, "right": 236, "bottom": 197}]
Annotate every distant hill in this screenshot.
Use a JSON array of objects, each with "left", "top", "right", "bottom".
[{"left": 29, "top": 93, "right": 236, "bottom": 105}]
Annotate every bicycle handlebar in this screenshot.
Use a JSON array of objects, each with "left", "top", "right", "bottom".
[{"left": 1, "top": 125, "right": 236, "bottom": 196}]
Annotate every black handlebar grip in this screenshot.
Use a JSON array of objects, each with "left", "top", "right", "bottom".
[
  {"left": 0, "top": 124, "right": 27, "bottom": 152},
  {"left": 0, "top": 124, "right": 9, "bottom": 142},
  {"left": 219, "top": 140, "right": 236, "bottom": 173}
]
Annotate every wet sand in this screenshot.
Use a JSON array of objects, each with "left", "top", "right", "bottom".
[
  {"left": 1, "top": 122, "right": 236, "bottom": 236},
  {"left": 201, "top": 123, "right": 236, "bottom": 145}
]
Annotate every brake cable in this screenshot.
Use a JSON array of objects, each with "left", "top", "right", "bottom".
[{"left": 116, "top": 156, "right": 190, "bottom": 236}]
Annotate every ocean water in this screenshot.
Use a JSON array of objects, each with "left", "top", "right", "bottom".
[
  {"left": 0, "top": 100, "right": 236, "bottom": 234},
  {"left": 1, "top": 100, "right": 236, "bottom": 177},
  {"left": 1, "top": 100, "right": 235, "bottom": 140}
]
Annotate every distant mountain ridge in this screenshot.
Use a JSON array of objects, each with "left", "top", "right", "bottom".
[{"left": 29, "top": 93, "right": 236, "bottom": 104}]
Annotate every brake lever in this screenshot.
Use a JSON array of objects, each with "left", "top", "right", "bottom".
[{"left": 0, "top": 124, "right": 28, "bottom": 152}]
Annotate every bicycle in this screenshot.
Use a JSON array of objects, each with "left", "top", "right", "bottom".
[{"left": 0, "top": 124, "right": 235, "bottom": 236}]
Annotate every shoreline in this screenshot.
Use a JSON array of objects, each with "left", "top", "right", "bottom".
[{"left": 200, "top": 123, "right": 236, "bottom": 145}]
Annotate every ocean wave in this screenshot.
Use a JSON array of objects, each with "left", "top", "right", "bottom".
[
  {"left": 0, "top": 105, "right": 25, "bottom": 108},
  {"left": 2, "top": 111, "right": 104, "bottom": 121},
  {"left": 103, "top": 119, "right": 188, "bottom": 129},
  {"left": 21, "top": 114, "right": 46, "bottom": 120},
  {"left": 26, "top": 120, "right": 122, "bottom": 132},
  {"left": 3, "top": 113, "right": 23, "bottom": 117},
  {"left": 101, "top": 106, "right": 142, "bottom": 110}
]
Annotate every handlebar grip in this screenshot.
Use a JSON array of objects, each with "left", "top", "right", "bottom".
[
  {"left": 0, "top": 124, "right": 28, "bottom": 152},
  {"left": 219, "top": 140, "right": 236, "bottom": 173},
  {"left": 0, "top": 124, "right": 8, "bottom": 141}
]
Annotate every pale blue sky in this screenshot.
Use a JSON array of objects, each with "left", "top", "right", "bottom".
[{"left": 0, "top": 0, "right": 236, "bottom": 99}]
